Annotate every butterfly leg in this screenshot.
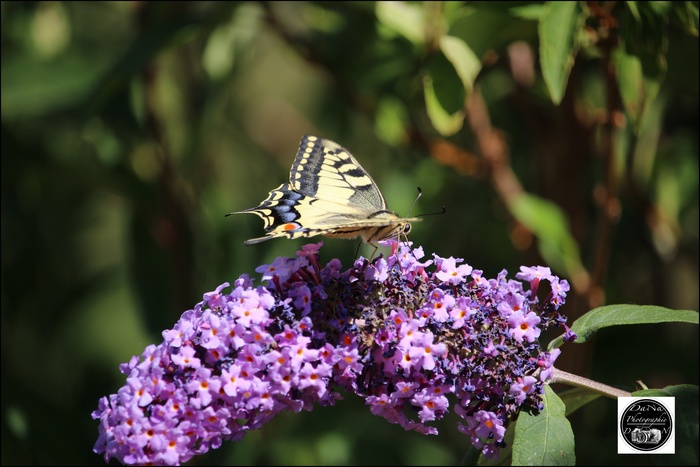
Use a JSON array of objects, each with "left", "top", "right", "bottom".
[
  {"left": 368, "top": 242, "right": 379, "bottom": 261},
  {"left": 395, "top": 231, "right": 419, "bottom": 261},
  {"left": 353, "top": 241, "right": 363, "bottom": 261}
]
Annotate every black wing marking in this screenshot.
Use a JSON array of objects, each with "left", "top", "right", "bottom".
[{"left": 289, "top": 135, "right": 387, "bottom": 212}]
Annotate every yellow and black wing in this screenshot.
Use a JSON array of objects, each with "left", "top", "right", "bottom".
[{"left": 229, "top": 135, "right": 419, "bottom": 246}]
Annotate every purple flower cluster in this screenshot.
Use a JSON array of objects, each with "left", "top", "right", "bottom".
[{"left": 93, "top": 241, "right": 574, "bottom": 465}]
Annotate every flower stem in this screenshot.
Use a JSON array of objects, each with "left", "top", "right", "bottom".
[{"left": 552, "top": 368, "right": 631, "bottom": 398}]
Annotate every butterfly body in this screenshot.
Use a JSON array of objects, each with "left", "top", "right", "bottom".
[{"left": 230, "top": 135, "right": 419, "bottom": 247}]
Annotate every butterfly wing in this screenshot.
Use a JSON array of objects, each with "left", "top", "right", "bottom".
[
  {"left": 230, "top": 135, "right": 418, "bottom": 245},
  {"left": 289, "top": 135, "right": 387, "bottom": 212}
]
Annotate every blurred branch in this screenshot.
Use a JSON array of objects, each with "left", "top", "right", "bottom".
[
  {"left": 465, "top": 88, "right": 525, "bottom": 206},
  {"left": 588, "top": 4, "right": 624, "bottom": 309},
  {"left": 137, "top": 4, "right": 195, "bottom": 315},
  {"left": 465, "top": 87, "right": 593, "bottom": 296},
  {"left": 260, "top": 2, "right": 373, "bottom": 115}
]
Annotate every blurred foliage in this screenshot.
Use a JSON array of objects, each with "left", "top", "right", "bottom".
[{"left": 1, "top": 1, "right": 697, "bottom": 465}]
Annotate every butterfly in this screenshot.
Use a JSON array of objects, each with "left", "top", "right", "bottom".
[{"left": 227, "top": 135, "right": 420, "bottom": 250}]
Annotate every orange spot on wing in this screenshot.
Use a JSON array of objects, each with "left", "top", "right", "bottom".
[{"left": 283, "top": 223, "right": 298, "bottom": 231}]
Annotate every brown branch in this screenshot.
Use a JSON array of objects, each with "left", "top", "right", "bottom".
[
  {"left": 465, "top": 88, "right": 525, "bottom": 208},
  {"left": 588, "top": 4, "right": 624, "bottom": 309},
  {"left": 137, "top": 5, "right": 195, "bottom": 314}
]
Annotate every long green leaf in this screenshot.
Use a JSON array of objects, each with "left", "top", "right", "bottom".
[
  {"left": 557, "top": 387, "right": 603, "bottom": 416},
  {"left": 440, "top": 35, "right": 482, "bottom": 93},
  {"left": 376, "top": 1, "right": 425, "bottom": 44},
  {"left": 538, "top": 1, "right": 584, "bottom": 104},
  {"left": 618, "top": 2, "right": 669, "bottom": 129},
  {"left": 424, "top": 49, "right": 466, "bottom": 114},
  {"left": 423, "top": 74, "right": 465, "bottom": 136},
  {"left": 549, "top": 305, "right": 699, "bottom": 348}
]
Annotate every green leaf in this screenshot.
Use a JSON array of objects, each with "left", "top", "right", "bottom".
[
  {"left": 512, "top": 386, "right": 576, "bottom": 465},
  {"left": 509, "top": 4, "right": 545, "bottom": 20},
  {"left": 626, "top": 1, "right": 642, "bottom": 21},
  {"left": 556, "top": 387, "right": 603, "bottom": 416},
  {"left": 633, "top": 385, "right": 699, "bottom": 466},
  {"left": 618, "top": 2, "right": 669, "bottom": 128},
  {"left": 538, "top": 1, "right": 584, "bottom": 105},
  {"left": 449, "top": 6, "right": 539, "bottom": 60},
  {"left": 613, "top": 47, "right": 647, "bottom": 121},
  {"left": 375, "top": 1, "right": 424, "bottom": 44},
  {"left": 671, "top": 1, "right": 699, "bottom": 37},
  {"left": 509, "top": 193, "right": 586, "bottom": 284},
  {"left": 439, "top": 35, "right": 482, "bottom": 94},
  {"left": 424, "top": 49, "right": 466, "bottom": 114},
  {"left": 550, "top": 305, "right": 699, "bottom": 348},
  {"left": 423, "top": 74, "right": 465, "bottom": 136}
]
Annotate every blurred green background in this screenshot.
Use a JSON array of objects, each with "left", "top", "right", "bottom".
[{"left": 1, "top": 2, "right": 697, "bottom": 465}]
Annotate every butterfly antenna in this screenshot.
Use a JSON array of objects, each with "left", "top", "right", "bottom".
[
  {"left": 406, "top": 187, "right": 423, "bottom": 217},
  {"left": 391, "top": 187, "right": 420, "bottom": 256},
  {"left": 415, "top": 206, "right": 447, "bottom": 218},
  {"left": 402, "top": 191, "right": 446, "bottom": 261}
]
